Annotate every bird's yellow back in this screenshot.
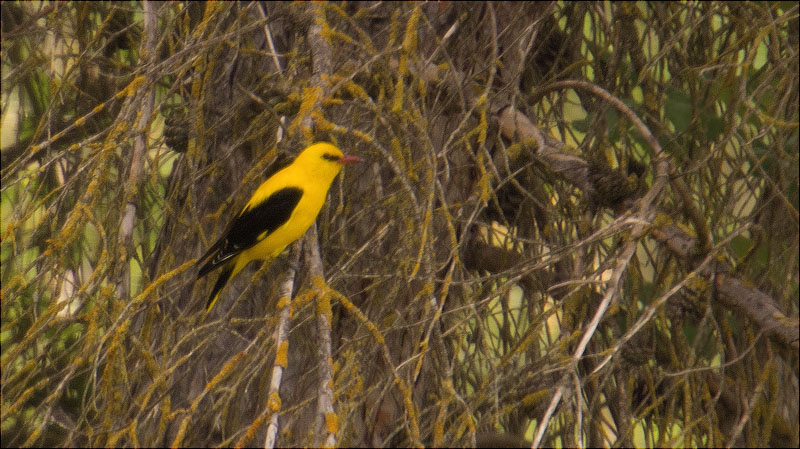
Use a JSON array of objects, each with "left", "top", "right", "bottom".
[{"left": 244, "top": 143, "right": 345, "bottom": 215}]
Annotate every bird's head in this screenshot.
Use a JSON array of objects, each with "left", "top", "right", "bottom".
[{"left": 295, "top": 142, "right": 363, "bottom": 180}]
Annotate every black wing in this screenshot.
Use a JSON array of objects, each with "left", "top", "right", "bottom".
[{"left": 197, "top": 186, "right": 303, "bottom": 278}]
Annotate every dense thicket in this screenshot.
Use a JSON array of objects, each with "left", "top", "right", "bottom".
[{"left": 2, "top": 2, "right": 797, "bottom": 447}]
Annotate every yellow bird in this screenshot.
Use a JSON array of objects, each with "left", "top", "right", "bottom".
[{"left": 197, "top": 142, "right": 362, "bottom": 312}]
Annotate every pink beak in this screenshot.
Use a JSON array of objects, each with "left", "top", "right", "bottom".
[{"left": 339, "top": 154, "right": 364, "bottom": 164}]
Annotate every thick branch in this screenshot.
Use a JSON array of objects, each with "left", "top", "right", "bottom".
[{"left": 652, "top": 224, "right": 799, "bottom": 351}]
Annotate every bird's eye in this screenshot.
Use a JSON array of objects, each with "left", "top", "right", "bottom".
[{"left": 322, "top": 153, "right": 340, "bottom": 162}]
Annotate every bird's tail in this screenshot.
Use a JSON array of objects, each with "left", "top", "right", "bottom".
[{"left": 206, "top": 263, "right": 235, "bottom": 312}]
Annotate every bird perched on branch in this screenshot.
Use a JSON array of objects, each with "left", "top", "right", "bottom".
[{"left": 197, "top": 142, "right": 362, "bottom": 312}]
